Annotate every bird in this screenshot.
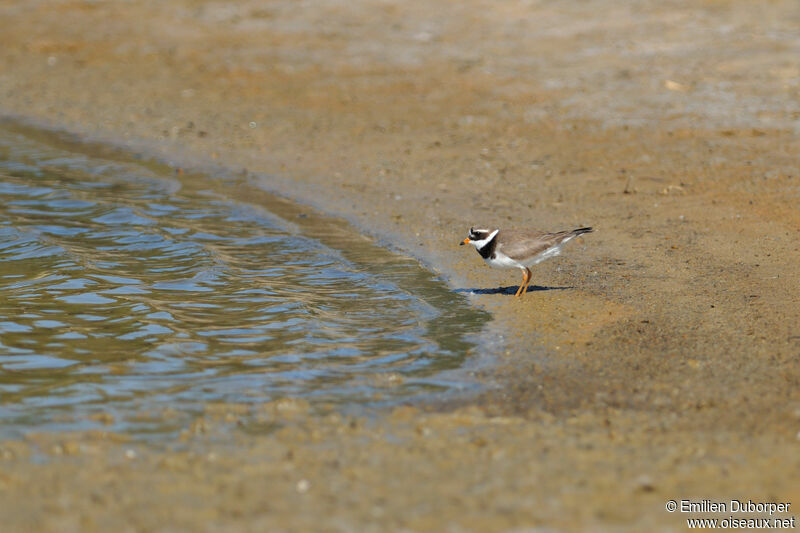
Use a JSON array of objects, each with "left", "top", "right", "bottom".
[{"left": 460, "top": 226, "right": 593, "bottom": 297}]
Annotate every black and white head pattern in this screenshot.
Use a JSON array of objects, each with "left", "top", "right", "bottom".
[
  {"left": 467, "top": 227, "right": 500, "bottom": 258},
  {"left": 467, "top": 227, "right": 496, "bottom": 245}
]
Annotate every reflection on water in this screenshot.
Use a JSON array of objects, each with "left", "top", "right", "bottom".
[{"left": 0, "top": 121, "right": 489, "bottom": 439}]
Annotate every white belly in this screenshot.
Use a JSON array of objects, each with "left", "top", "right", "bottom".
[
  {"left": 484, "top": 242, "right": 567, "bottom": 269},
  {"left": 483, "top": 251, "right": 524, "bottom": 269}
]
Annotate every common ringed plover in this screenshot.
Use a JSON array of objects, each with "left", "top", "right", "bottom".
[{"left": 460, "top": 226, "right": 593, "bottom": 297}]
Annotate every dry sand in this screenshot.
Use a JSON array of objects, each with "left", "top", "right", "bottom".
[{"left": 1, "top": 0, "right": 799, "bottom": 530}]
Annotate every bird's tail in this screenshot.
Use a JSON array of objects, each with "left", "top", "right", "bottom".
[{"left": 571, "top": 227, "right": 593, "bottom": 236}]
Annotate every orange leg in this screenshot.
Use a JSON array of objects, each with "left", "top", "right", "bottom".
[
  {"left": 521, "top": 267, "right": 533, "bottom": 296},
  {"left": 514, "top": 268, "right": 531, "bottom": 298}
]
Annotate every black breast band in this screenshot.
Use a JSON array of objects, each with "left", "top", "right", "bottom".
[{"left": 477, "top": 233, "right": 498, "bottom": 259}]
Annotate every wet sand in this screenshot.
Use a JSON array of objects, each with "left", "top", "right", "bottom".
[{"left": 1, "top": 0, "right": 800, "bottom": 530}]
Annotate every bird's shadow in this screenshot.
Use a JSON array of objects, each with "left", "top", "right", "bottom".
[{"left": 454, "top": 284, "right": 573, "bottom": 296}]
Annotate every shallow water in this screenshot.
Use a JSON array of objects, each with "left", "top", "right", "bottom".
[{"left": 0, "top": 121, "right": 489, "bottom": 439}]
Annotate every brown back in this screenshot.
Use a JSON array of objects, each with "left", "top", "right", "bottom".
[{"left": 495, "top": 229, "right": 576, "bottom": 262}]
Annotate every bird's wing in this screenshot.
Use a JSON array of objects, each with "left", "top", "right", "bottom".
[{"left": 496, "top": 230, "right": 573, "bottom": 262}]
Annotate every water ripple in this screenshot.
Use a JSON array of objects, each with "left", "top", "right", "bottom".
[{"left": 0, "top": 122, "right": 489, "bottom": 439}]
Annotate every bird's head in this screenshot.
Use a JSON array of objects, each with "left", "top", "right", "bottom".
[{"left": 460, "top": 227, "right": 495, "bottom": 247}]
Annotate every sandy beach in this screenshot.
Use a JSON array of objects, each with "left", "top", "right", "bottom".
[{"left": 1, "top": 0, "right": 799, "bottom": 530}]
